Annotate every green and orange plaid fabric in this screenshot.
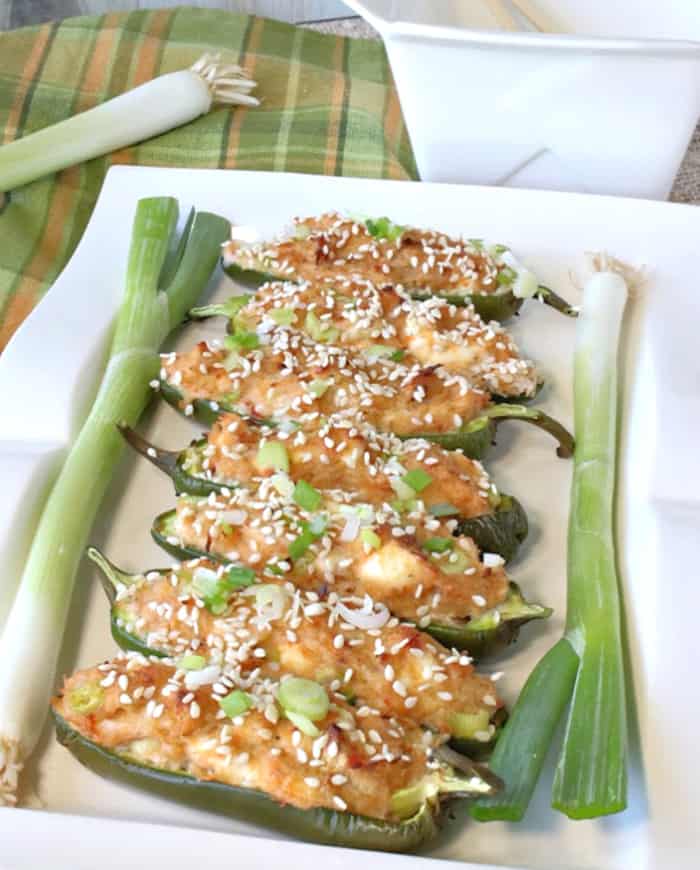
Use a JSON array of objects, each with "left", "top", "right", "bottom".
[{"left": 0, "top": 7, "right": 417, "bottom": 351}]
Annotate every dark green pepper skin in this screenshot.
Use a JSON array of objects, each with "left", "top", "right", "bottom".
[
  {"left": 454, "top": 495, "right": 528, "bottom": 565},
  {"left": 119, "top": 426, "right": 528, "bottom": 563},
  {"left": 158, "top": 381, "right": 573, "bottom": 461},
  {"left": 410, "top": 289, "right": 524, "bottom": 322},
  {"left": 52, "top": 712, "right": 438, "bottom": 853},
  {"left": 221, "top": 261, "right": 577, "bottom": 320},
  {"left": 150, "top": 510, "right": 551, "bottom": 658}
]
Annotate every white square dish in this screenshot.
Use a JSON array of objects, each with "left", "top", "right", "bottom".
[
  {"left": 346, "top": 1, "right": 700, "bottom": 199},
  {"left": 1, "top": 166, "right": 698, "bottom": 869}
]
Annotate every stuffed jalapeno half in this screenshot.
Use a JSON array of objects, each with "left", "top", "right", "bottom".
[
  {"left": 147, "top": 480, "right": 551, "bottom": 655},
  {"left": 191, "top": 280, "right": 539, "bottom": 399},
  {"left": 52, "top": 655, "right": 500, "bottom": 852},
  {"left": 220, "top": 213, "right": 576, "bottom": 319},
  {"left": 120, "top": 413, "right": 528, "bottom": 563},
  {"left": 157, "top": 329, "right": 573, "bottom": 460},
  {"left": 88, "top": 548, "right": 505, "bottom": 748}
]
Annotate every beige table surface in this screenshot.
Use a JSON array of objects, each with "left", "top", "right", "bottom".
[{"left": 2, "top": 0, "right": 698, "bottom": 204}]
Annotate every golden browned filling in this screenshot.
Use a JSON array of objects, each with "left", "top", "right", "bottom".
[
  {"left": 223, "top": 212, "right": 523, "bottom": 299},
  {"left": 160, "top": 331, "right": 491, "bottom": 435},
  {"left": 167, "top": 481, "right": 509, "bottom": 623},
  {"left": 234, "top": 280, "right": 537, "bottom": 397},
  {"left": 188, "top": 414, "right": 496, "bottom": 520},
  {"left": 53, "top": 657, "right": 456, "bottom": 820},
  {"left": 113, "top": 559, "right": 503, "bottom": 739}
]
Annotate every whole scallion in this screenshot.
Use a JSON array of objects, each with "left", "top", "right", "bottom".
[
  {"left": 0, "top": 197, "right": 230, "bottom": 806},
  {"left": 0, "top": 54, "right": 258, "bottom": 194},
  {"left": 472, "top": 254, "right": 641, "bottom": 822}
]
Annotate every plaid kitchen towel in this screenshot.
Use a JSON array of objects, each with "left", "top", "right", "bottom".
[{"left": 0, "top": 6, "right": 417, "bottom": 351}]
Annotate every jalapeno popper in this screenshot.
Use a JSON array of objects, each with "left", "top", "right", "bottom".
[
  {"left": 148, "top": 476, "right": 550, "bottom": 655},
  {"left": 158, "top": 327, "right": 574, "bottom": 460},
  {"left": 192, "top": 279, "right": 539, "bottom": 398},
  {"left": 89, "top": 549, "right": 505, "bottom": 746},
  {"left": 120, "top": 413, "right": 528, "bottom": 562},
  {"left": 221, "top": 213, "right": 576, "bottom": 319},
  {"left": 52, "top": 655, "right": 499, "bottom": 851}
]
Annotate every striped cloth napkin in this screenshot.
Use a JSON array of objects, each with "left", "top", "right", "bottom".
[{"left": 0, "top": 7, "right": 417, "bottom": 351}]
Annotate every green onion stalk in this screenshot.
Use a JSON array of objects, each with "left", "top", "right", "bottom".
[
  {"left": 0, "top": 197, "right": 230, "bottom": 806},
  {"left": 472, "top": 254, "right": 641, "bottom": 822}
]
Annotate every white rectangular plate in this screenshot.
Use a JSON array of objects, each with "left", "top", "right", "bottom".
[{"left": 1, "top": 167, "right": 698, "bottom": 870}]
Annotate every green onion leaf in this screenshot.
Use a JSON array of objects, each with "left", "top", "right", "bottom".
[
  {"left": 255, "top": 441, "right": 289, "bottom": 473},
  {"left": 278, "top": 677, "right": 329, "bottom": 722},
  {"left": 402, "top": 468, "right": 433, "bottom": 493},
  {"left": 219, "top": 690, "right": 252, "bottom": 719},
  {"left": 293, "top": 480, "right": 322, "bottom": 512}
]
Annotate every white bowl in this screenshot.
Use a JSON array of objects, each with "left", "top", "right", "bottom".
[{"left": 346, "top": 1, "right": 700, "bottom": 199}]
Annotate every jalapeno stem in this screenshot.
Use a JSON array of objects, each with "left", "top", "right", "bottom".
[
  {"left": 117, "top": 424, "right": 179, "bottom": 477},
  {"left": 482, "top": 404, "right": 575, "bottom": 458},
  {"left": 536, "top": 285, "right": 579, "bottom": 318}
]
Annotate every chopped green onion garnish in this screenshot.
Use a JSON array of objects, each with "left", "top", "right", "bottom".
[
  {"left": 255, "top": 441, "right": 289, "bottom": 473},
  {"left": 439, "top": 549, "right": 471, "bottom": 574},
  {"left": 189, "top": 295, "right": 251, "bottom": 320},
  {"left": 360, "top": 528, "right": 381, "bottom": 550},
  {"left": 179, "top": 654, "right": 207, "bottom": 671},
  {"left": 225, "top": 330, "right": 260, "bottom": 351},
  {"left": 288, "top": 527, "right": 317, "bottom": 560},
  {"left": 278, "top": 677, "right": 329, "bottom": 722},
  {"left": 365, "top": 216, "right": 406, "bottom": 241},
  {"left": 305, "top": 311, "right": 340, "bottom": 344},
  {"left": 365, "top": 344, "right": 402, "bottom": 361},
  {"left": 422, "top": 537, "right": 454, "bottom": 554},
  {"left": 428, "top": 503, "right": 460, "bottom": 517},
  {"left": 285, "top": 711, "right": 320, "bottom": 737},
  {"left": 68, "top": 684, "right": 104, "bottom": 715},
  {"left": 193, "top": 565, "right": 255, "bottom": 614},
  {"left": 307, "top": 378, "right": 331, "bottom": 398},
  {"left": 390, "top": 477, "right": 416, "bottom": 502},
  {"left": 226, "top": 566, "right": 256, "bottom": 588},
  {"left": 218, "top": 690, "right": 252, "bottom": 719},
  {"left": 308, "top": 514, "right": 327, "bottom": 536},
  {"left": 270, "top": 472, "right": 295, "bottom": 497},
  {"left": 269, "top": 307, "right": 297, "bottom": 326},
  {"left": 293, "top": 480, "right": 322, "bottom": 512},
  {"left": 402, "top": 468, "right": 433, "bottom": 493},
  {"left": 497, "top": 267, "right": 517, "bottom": 286}
]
